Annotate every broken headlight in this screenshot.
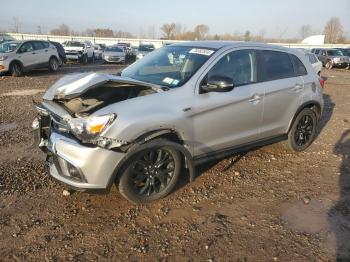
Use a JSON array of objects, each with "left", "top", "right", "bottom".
[{"left": 68, "top": 114, "right": 116, "bottom": 142}]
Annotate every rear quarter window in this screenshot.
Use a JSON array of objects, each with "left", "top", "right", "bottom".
[
  {"left": 42, "top": 41, "right": 49, "bottom": 48},
  {"left": 291, "top": 54, "right": 307, "bottom": 76},
  {"left": 261, "top": 50, "right": 295, "bottom": 81}
]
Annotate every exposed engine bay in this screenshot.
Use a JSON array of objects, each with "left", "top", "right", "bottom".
[{"left": 54, "top": 81, "right": 157, "bottom": 117}]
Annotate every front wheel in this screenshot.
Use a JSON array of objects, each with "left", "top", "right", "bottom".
[
  {"left": 285, "top": 108, "right": 317, "bottom": 152},
  {"left": 118, "top": 144, "right": 182, "bottom": 203},
  {"left": 10, "top": 62, "right": 23, "bottom": 77},
  {"left": 325, "top": 60, "right": 333, "bottom": 69}
]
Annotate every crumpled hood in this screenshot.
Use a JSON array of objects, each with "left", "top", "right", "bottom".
[{"left": 43, "top": 72, "right": 163, "bottom": 101}]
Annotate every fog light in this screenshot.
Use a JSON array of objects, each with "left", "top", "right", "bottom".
[
  {"left": 0, "top": 65, "right": 5, "bottom": 70},
  {"left": 66, "top": 162, "right": 82, "bottom": 180}
]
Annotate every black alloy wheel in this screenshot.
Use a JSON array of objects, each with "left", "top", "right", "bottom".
[{"left": 294, "top": 115, "right": 314, "bottom": 146}]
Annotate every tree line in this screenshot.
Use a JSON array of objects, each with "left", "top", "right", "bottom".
[{"left": 5, "top": 16, "right": 348, "bottom": 44}]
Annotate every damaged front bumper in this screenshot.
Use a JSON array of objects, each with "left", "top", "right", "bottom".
[{"left": 33, "top": 107, "right": 126, "bottom": 190}]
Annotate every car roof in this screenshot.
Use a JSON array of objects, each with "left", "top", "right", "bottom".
[{"left": 170, "top": 41, "right": 291, "bottom": 52}]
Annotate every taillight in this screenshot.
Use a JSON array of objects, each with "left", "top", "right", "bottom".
[{"left": 319, "top": 77, "right": 325, "bottom": 88}]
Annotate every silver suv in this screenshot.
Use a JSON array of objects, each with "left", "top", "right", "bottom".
[
  {"left": 0, "top": 40, "right": 60, "bottom": 76},
  {"left": 63, "top": 40, "right": 95, "bottom": 64},
  {"left": 33, "top": 42, "right": 324, "bottom": 203}
]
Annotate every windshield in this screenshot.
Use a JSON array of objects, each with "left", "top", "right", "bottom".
[
  {"left": 66, "top": 41, "right": 84, "bottom": 47},
  {"left": 105, "top": 47, "right": 123, "bottom": 52},
  {"left": 0, "top": 42, "right": 20, "bottom": 53},
  {"left": 139, "top": 45, "right": 155, "bottom": 52},
  {"left": 121, "top": 46, "right": 216, "bottom": 88},
  {"left": 327, "top": 50, "right": 343, "bottom": 56}
]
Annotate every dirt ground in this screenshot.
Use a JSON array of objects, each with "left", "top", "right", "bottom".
[{"left": 0, "top": 62, "right": 349, "bottom": 261}]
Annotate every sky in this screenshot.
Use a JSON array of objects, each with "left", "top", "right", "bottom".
[{"left": 1, "top": 0, "right": 349, "bottom": 39}]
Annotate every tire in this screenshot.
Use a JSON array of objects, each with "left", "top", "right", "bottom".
[
  {"left": 49, "top": 57, "right": 59, "bottom": 72},
  {"left": 285, "top": 108, "right": 317, "bottom": 152},
  {"left": 10, "top": 62, "right": 22, "bottom": 77},
  {"left": 118, "top": 141, "right": 182, "bottom": 203},
  {"left": 90, "top": 53, "right": 95, "bottom": 63},
  {"left": 81, "top": 55, "right": 88, "bottom": 64},
  {"left": 58, "top": 55, "right": 64, "bottom": 67},
  {"left": 325, "top": 60, "right": 333, "bottom": 69}
]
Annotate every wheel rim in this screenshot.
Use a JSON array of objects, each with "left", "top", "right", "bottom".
[
  {"left": 51, "top": 59, "right": 58, "bottom": 70},
  {"left": 130, "top": 148, "right": 175, "bottom": 197},
  {"left": 294, "top": 115, "right": 314, "bottom": 146}
]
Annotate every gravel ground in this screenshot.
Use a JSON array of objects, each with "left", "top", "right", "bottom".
[{"left": 0, "top": 63, "right": 349, "bottom": 261}]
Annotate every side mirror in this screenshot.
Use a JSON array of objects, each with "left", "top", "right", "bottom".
[{"left": 201, "top": 75, "right": 234, "bottom": 93}]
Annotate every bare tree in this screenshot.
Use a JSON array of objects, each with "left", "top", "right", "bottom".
[
  {"left": 300, "top": 24, "right": 312, "bottom": 39},
  {"left": 13, "top": 17, "right": 22, "bottom": 33},
  {"left": 324, "top": 17, "right": 343, "bottom": 43},
  {"left": 50, "top": 24, "right": 71, "bottom": 36},
  {"left": 160, "top": 23, "right": 176, "bottom": 39},
  {"left": 244, "top": 30, "right": 251, "bottom": 41},
  {"left": 194, "top": 24, "right": 209, "bottom": 40}
]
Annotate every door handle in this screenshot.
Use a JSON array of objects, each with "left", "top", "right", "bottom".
[
  {"left": 45, "top": 50, "right": 48, "bottom": 52},
  {"left": 248, "top": 94, "right": 261, "bottom": 103},
  {"left": 32, "top": 52, "right": 36, "bottom": 55}
]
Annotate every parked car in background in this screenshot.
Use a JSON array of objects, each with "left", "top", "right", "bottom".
[
  {"left": 63, "top": 41, "right": 95, "bottom": 64},
  {"left": 33, "top": 41, "right": 324, "bottom": 203},
  {"left": 313, "top": 48, "right": 350, "bottom": 69},
  {"left": 102, "top": 46, "right": 126, "bottom": 64},
  {"left": 0, "top": 40, "right": 60, "bottom": 77},
  {"left": 93, "top": 45, "right": 103, "bottom": 60},
  {"left": 49, "top": 41, "right": 66, "bottom": 66},
  {"left": 96, "top": 44, "right": 106, "bottom": 51},
  {"left": 136, "top": 44, "right": 155, "bottom": 60},
  {"left": 0, "top": 35, "right": 15, "bottom": 45},
  {"left": 116, "top": 43, "right": 134, "bottom": 61}
]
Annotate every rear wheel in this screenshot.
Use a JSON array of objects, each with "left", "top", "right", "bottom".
[
  {"left": 118, "top": 143, "right": 181, "bottom": 203},
  {"left": 285, "top": 108, "right": 317, "bottom": 152},
  {"left": 49, "top": 57, "right": 59, "bottom": 72},
  {"left": 10, "top": 62, "right": 22, "bottom": 77}
]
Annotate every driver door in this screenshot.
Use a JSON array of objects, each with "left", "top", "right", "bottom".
[
  {"left": 192, "top": 49, "right": 265, "bottom": 156},
  {"left": 17, "top": 42, "right": 37, "bottom": 68}
]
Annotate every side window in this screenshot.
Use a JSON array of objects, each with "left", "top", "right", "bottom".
[
  {"left": 32, "top": 41, "right": 44, "bottom": 50},
  {"left": 19, "top": 42, "right": 34, "bottom": 53},
  {"left": 42, "top": 41, "right": 49, "bottom": 48},
  {"left": 261, "top": 50, "right": 295, "bottom": 81},
  {"left": 207, "top": 49, "right": 257, "bottom": 86},
  {"left": 291, "top": 54, "right": 307, "bottom": 76}
]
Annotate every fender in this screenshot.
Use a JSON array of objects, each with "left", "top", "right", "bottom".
[{"left": 287, "top": 100, "right": 321, "bottom": 133}]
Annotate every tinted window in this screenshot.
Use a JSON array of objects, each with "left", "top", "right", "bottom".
[
  {"left": 307, "top": 53, "right": 317, "bottom": 64},
  {"left": 19, "top": 42, "right": 34, "bottom": 53},
  {"left": 32, "top": 41, "right": 44, "bottom": 50},
  {"left": 261, "top": 50, "right": 295, "bottom": 81},
  {"left": 291, "top": 55, "right": 307, "bottom": 76},
  {"left": 42, "top": 41, "right": 49, "bottom": 48},
  {"left": 208, "top": 49, "right": 257, "bottom": 86}
]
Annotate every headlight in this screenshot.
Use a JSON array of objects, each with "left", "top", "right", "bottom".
[
  {"left": 68, "top": 114, "right": 116, "bottom": 141},
  {"left": 333, "top": 57, "right": 340, "bottom": 62},
  {"left": 0, "top": 55, "right": 8, "bottom": 61}
]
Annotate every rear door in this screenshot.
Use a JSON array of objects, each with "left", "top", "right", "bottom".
[
  {"left": 32, "top": 41, "right": 47, "bottom": 65},
  {"left": 259, "top": 50, "right": 303, "bottom": 138}
]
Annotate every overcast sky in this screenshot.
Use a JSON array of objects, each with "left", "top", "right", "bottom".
[{"left": 1, "top": 0, "right": 349, "bottom": 38}]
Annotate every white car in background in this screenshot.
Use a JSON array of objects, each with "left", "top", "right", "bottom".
[
  {"left": 306, "top": 52, "right": 322, "bottom": 75},
  {"left": 102, "top": 46, "right": 126, "bottom": 64},
  {"left": 93, "top": 45, "right": 103, "bottom": 60},
  {"left": 63, "top": 41, "right": 95, "bottom": 64}
]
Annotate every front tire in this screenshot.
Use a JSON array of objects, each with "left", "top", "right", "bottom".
[
  {"left": 10, "top": 62, "right": 23, "bottom": 77},
  {"left": 118, "top": 143, "right": 182, "bottom": 203},
  {"left": 325, "top": 60, "right": 333, "bottom": 69},
  {"left": 286, "top": 108, "right": 317, "bottom": 152}
]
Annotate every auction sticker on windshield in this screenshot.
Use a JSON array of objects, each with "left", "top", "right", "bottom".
[{"left": 189, "top": 48, "right": 214, "bottom": 56}]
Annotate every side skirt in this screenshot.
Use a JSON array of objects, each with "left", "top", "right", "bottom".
[{"left": 193, "top": 134, "right": 287, "bottom": 165}]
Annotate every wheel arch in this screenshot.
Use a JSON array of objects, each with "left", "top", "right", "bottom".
[
  {"left": 287, "top": 101, "right": 321, "bottom": 133},
  {"left": 9, "top": 59, "right": 24, "bottom": 69}
]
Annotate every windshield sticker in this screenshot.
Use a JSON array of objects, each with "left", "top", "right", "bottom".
[
  {"left": 162, "top": 77, "right": 175, "bottom": 85},
  {"left": 189, "top": 48, "right": 214, "bottom": 56},
  {"left": 172, "top": 79, "right": 180, "bottom": 86}
]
